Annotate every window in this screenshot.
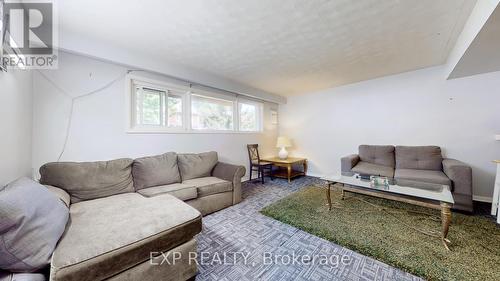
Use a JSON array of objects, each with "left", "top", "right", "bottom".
[
  {"left": 135, "top": 87, "right": 163, "bottom": 126},
  {"left": 127, "top": 75, "right": 265, "bottom": 133},
  {"left": 167, "top": 95, "right": 183, "bottom": 128},
  {"left": 131, "top": 80, "right": 185, "bottom": 131},
  {"left": 239, "top": 100, "right": 262, "bottom": 132},
  {"left": 191, "top": 94, "right": 234, "bottom": 131}
]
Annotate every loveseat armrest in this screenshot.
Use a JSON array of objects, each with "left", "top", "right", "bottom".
[
  {"left": 212, "top": 162, "right": 246, "bottom": 204},
  {"left": 442, "top": 158, "right": 473, "bottom": 212},
  {"left": 442, "top": 159, "right": 472, "bottom": 193},
  {"left": 341, "top": 154, "right": 360, "bottom": 175},
  {"left": 44, "top": 184, "right": 71, "bottom": 208}
]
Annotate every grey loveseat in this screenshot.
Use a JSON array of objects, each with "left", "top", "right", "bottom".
[
  {"left": 341, "top": 145, "right": 473, "bottom": 212},
  {"left": 36, "top": 151, "right": 245, "bottom": 281}
]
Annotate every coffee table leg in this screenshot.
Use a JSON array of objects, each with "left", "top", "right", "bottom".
[
  {"left": 326, "top": 182, "right": 332, "bottom": 211},
  {"left": 287, "top": 165, "right": 292, "bottom": 183},
  {"left": 440, "top": 202, "right": 452, "bottom": 251}
]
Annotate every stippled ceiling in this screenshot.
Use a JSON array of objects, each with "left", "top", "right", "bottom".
[{"left": 59, "top": 0, "right": 477, "bottom": 96}]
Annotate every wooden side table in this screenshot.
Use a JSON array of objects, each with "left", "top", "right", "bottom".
[{"left": 261, "top": 157, "right": 307, "bottom": 183}]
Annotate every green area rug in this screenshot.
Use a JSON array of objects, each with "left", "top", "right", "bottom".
[{"left": 260, "top": 185, "right": 500, "bottom": 281}]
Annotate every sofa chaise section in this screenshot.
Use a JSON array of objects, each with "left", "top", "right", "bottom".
[{"left": 49, "top": 193, "right": 201, "bottom": 281}]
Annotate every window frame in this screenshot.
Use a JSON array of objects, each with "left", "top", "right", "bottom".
[
  {"left": 165, "top": 92, "right": 185, "bottom": 129},
  {"left": 126, "top": 75, "right": 264, "bottom": 134},
  {"left": 126, "top": 75, "right": 188, "bottom": 133},
  {"left": 189, "top": 90, "right": 237, "bottom": 132},
  {"left": 237, "top": 98, "right": 264, "bottom": 132},
  {"left": 134, "top": 86, "right": 165, "bottom": 126}
]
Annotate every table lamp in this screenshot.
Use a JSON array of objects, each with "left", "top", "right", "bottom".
[{"left": 276, "top": 136, "right": 292, "bottom": 159}]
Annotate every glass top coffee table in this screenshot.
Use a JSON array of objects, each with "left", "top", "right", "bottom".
[{"left": 321, "top": 174, "right": 454, "bottom": 250}]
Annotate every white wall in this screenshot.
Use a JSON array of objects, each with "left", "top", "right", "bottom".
[
  {"left": 279, "top": 66, "right": 500, "bottom": 200},
  {"left": 32, "top": 52, "right": 279, "bottom": 179},
  {"left": 0, "top": 69, "right": 33, "bottom": 186}
]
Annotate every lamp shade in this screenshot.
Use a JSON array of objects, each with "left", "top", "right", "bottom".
[{"left": 276, "top": 136, "right": 292, "bottom": 148}]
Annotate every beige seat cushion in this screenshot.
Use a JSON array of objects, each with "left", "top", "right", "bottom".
[
  {"left": 137, "top": 183, "right": 197, "bottom": 201},
  {"left": 51, "top": 193, "right": 201, "bottom": 281},
  {"left": 351, "top": 161, "right": 394, "bottom": 178},
  {"left": 395, "top": 169, "right": 451, "bottom": 186},
  {"left": 182, "top": 177, "right": 232, "bottom": 197}
]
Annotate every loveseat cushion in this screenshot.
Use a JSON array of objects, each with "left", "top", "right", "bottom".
[
  {"left": 39, "top": 158, "right": 134, "bottom": 203},
  {"left": 132, "top": 152, "right": 181, "bottom": 190},
  {"left": 50, "top": 193, "right": 201, "bottom": 281},
  {"left": 178, "top": 152, "right": 218, "bottom": 180},
  {"left": 182, "top": 177, "right": 233, "bottom": 197},
  {"left": 358, "top": 145, "right": 395, "bottom": 167},
  {"left": 0, "top": 178, "right": 68, "bottom": 272},
  {"left": 395, "top": 169, "right": 451, "bottom": 186},
  {"left": 351, "top": 161, "right": 394, "bottom": 178},
  {"left": 137, "top": 183, "right": 197, "bottom": 201},
  {"left": 395, "top": 146, "right": 443, "bottom": 171}
]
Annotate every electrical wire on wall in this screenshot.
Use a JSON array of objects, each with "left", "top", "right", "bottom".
[
  {"left": 35, "top": 69, "right": 143, "bottom": 161},
  {"left": 35, "top": 64, "right": 274, "bottom": 163}
]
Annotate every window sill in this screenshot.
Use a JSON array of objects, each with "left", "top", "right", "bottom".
[{"left": 126, "top": 127, "right": 264, "bottom": 134}]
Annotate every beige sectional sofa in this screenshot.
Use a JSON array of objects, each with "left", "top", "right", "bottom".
[{"left": 38, "top": 151, "right": 245, "bottom": 281}]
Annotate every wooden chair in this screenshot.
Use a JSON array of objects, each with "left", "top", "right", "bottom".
[{"left": 247, "top": 144, "right": 274, "bottom": 184}]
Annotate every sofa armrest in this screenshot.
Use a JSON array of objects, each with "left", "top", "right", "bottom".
[
  {"left": 212, "top": 162, "right": 246, "bottom": 204},
  {"left": 442, "top": 159, "right": 472, "bottom": 195},
  {"left": 44, "top": 184, "right": 70, "bottom": 208},
  {"left": 341, "top": 154, "right": 360, "bottom": 175}
]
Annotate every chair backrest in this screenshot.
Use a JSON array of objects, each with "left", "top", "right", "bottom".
[{"left": 247, "top": 144, "right": 260, "bottom": 164}]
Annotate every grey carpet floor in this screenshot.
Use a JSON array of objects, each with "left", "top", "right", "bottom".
[{"left": 195, "top": 176, "right": 421, "bottom": 281}]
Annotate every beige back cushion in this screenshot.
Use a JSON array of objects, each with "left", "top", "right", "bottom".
[
  {"left": 395, "top": 146, "right": 443, "bottom": 171},
  {"left": 358, "top": 145, "right": 395, "bottom": 167},
  {"left": 132, "top": 152, "right": 181, "bottom": 190},
  {"left": 178, "top": 151, "right": 218, "bottom": 181},
  {"left": 39, "top": 158, "right": 134, "bottom": 203}
]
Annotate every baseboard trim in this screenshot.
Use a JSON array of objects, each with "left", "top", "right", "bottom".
[{"left": 472, "top": 195, "right": 492, "bottom": 203}]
